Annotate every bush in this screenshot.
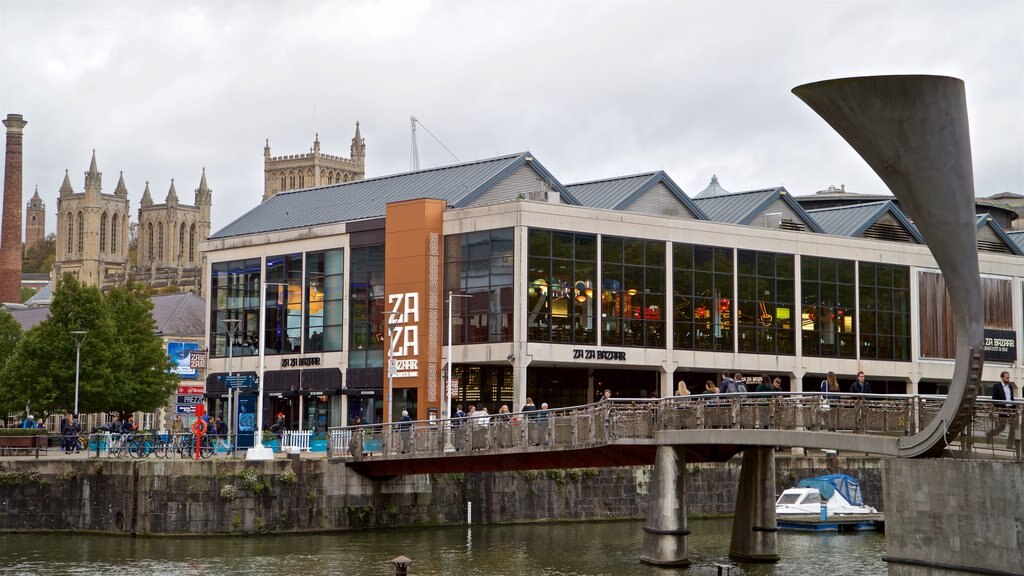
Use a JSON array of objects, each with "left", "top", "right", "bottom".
[{"left": 0, "top": 428, "right": 48, "bottom": 436}]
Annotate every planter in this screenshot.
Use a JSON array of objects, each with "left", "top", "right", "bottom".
[
  {"left": 0, "top": 435, "right": 46, "bottom": 451},
  {"left": 265, "top": 439, "right": 280, "bottom": 453},
  {"left": 310, "top": 439, "right": 328, "bottom": 452}
]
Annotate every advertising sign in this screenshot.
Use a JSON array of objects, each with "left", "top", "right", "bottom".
[
  {"left": 984, "top": 328, "right": 1017, "bottom": 363},
  {"left": 167, "top": 341, "right": 201, "bottom": 379},
  {"left": 177, "top": 395, "right": 205, "bottom": 405},
  {"left": 236, "top": 393, "right": 256, "bottom": 449},
  {"left": 178, "top": 385, "right": 205, "bottom": 395},
  {"left": 175, "top": 404, "right": 196, "bottom": 414}
]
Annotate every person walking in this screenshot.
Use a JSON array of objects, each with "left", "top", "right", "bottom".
[
  {"left": 61, "top": 414, "right": 79, "bottom": 454},
  {"left": 820, "top": 371, "right": 840, "bottom": 431},
  {"left": 850, "top": 371, "right": 872, "bottom": 394},
  {"left": 986, "top": 371, "right": 1018, "bottom": 448}
]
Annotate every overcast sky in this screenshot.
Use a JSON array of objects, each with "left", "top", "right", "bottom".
[{"left": 1, "top": 0, "right": 1021, "bottom": 236}]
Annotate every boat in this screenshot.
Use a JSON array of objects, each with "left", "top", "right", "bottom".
[{"left": 775, "top": 473, "right": 884, "bottom": 532}]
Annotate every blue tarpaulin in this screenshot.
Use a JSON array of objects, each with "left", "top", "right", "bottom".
[{"left": 797, "top": 474, "right": 865, "bottom": 505}]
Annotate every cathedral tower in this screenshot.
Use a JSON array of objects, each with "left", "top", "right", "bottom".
[
  {"left": 263, "top": 122, "right": 366, "bottom": 201},
  {"left": 25, "top": 186, "right": 45, "bottom": 251}
]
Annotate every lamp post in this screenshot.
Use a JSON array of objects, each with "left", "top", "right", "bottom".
[
  {"left": 222, "top": 318, "right": 239, "bottom": 456},
  {"left": 385, "top": 312, "right": 398, "bottom": 425},
  {"left": 70, "top": 330, "right": 88, "bottom": 417},
  {"left": 247, "top": 280, "right": 289, "bottom": 461},
  {"left": 446, "top": 292, "right": 471, "bottom": 448}
]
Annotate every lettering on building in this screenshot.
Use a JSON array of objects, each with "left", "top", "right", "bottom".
[
  {"left": 388, "top": 292, "right": 420, "bottom": 377},
  {"left": 572, "top": 349, "right": 627, "bottom": 361}
]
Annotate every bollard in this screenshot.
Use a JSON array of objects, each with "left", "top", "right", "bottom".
[
  {"left": 467, "top": 501, "right": 472, "bottom": 524},
  {"left": 391, "top": 555, "right": 412, "bottom": 576},
  {"left": 713, "top": 563, "right": 733, "bottom": 575}
]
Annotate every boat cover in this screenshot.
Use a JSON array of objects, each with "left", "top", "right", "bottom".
[{"left": 796, "top": 474, "right": 865, "bottom": 505}]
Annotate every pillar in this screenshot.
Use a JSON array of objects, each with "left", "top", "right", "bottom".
[
  {"left": 1, "top": 114, "right": 27, "bottom": 304},
  {"left": 639, "top": 445, "right": 690, "bottom": 566},
  {"left": 729, "top": 447, "right": 780, "bottom": 562}
]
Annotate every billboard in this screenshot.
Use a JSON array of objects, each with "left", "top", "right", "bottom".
[{"left": 167, "top": 341, "right": 201, "bottom": 379}]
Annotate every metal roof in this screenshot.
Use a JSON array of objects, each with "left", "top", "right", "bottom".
[
  {"left": 8, "top": 292, "right": 206, "bottom": 337},
  {"left": 695, "top": 174, "right": 729, "bottom": 198},
  {"left": 692, "top": 186, "right": 823, "bottom": 233},
  {"left": 806, "top": 200, "right": 923, "bottom": 242},
  {"left": 212, "top": 152, "right": 579, "bottom": 240},
  {"left": 565, "top": 171, "right": 707, "bottom": 219},
  {"left": 975, "top": 214, "right": 1024, "bottom": 256},
  {"left": 1008, "top": 231, "right": 1024, "bottom": 253}
]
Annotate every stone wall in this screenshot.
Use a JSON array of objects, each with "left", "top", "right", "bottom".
[{"left": 0, "top": 454, "right": 884, "bottom": 535}]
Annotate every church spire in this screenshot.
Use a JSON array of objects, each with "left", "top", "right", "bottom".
[
  {"left": 165, "top": 178, "right": 178, "bottom": 203},
  {"left": 264, "top": 138, "right": 271, "bottom": 160},
  {"left": 84, "top": 149, "right": 101, "bottom": 191},
  {"left": 350, "top": 121, "right": 365, "bottom": 164},
  {"left": 313, "top": 132, "right": 320, "bottom": 154},
  {"left": 114, "top": 170, "right": 128, "bottom": 197},
  {"left": 59, "top": 169, "right": 74, "bottom": 196},
  {"left": 195, "top": 167, "right": 212, "bottom": 206},
  {"left": 141, "top": 181, "right": 153, "bottom": 206}
]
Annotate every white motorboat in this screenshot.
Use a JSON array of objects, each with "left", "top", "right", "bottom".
[{"left": 775, "top": 474, "right": 882, "bottom": 531}]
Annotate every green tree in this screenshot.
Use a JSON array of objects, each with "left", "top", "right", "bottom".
[
  {"left": 22, "top": 233, "right": 56, "bottom": 273},
  {"left": 0, "top": 274, "right": 114, "bottom": 417},
  {"left": 104, "top": 282, "right": 177, "bottom": 414},
  {"left": 0, "top": 309, "right": 22, "bottom": 369}
]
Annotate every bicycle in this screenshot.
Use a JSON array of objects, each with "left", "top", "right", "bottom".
[
  {"left": 178, "top": 433, "right": 214, "bottom": 459},
  {"left": 129, "top": 431, "right": 157, "bottom": 458}
]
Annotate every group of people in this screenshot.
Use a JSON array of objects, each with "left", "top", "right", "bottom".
[
  {"left": 448, "top": 398, "right": 551, "bottom": 450},
  {"left": 698, "top": 371, "right": 786, "bottom": 396}
]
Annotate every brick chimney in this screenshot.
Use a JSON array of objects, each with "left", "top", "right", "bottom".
[{"left": 2, "top": 114, "right": 27, "bottom": 304}]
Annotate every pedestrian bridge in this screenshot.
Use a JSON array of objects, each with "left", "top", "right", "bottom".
[{"left": 328, "top": 393, "right": 1023, "bottom": 479}]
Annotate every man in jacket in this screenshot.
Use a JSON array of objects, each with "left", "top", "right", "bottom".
[{"left": 986, "top": 371, "right": 1018, "bottom": 448}]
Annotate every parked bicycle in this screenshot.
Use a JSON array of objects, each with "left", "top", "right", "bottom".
[{"left": 178, "top": 433, "right": 214, "bottom": 459}]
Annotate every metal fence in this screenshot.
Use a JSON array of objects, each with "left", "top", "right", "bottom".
[{"left": 328, "top": 393, "right": 1023, "bottom": 463}]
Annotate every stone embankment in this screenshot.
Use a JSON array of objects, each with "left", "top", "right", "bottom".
[{"left": 0, "top": 455, "right": 883, "bottom": 534}]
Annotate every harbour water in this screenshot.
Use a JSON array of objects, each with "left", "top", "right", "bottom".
[{"left": 0, "top": 518, "right": 886, "bottom": 575}]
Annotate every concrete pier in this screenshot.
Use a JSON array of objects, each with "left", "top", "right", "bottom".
[
  {"left": 729, "top": 447, "right": 780, "bottom": 562},
  {"left": 639, "top": 445, "right": 690, "bottom": 566}
]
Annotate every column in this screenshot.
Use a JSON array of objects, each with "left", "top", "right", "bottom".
[
  {"left": 639, "top": 445, "right": 690, "bottom": 566},
  {"left": 729, "top": 447, "right": 780, "bottom": 562}
]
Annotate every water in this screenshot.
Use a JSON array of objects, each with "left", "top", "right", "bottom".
[{"left": 0, "top": 519, "right": 886, "bottom": 576}]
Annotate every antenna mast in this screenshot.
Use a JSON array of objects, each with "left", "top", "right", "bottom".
[{"left": 410, "top": 115, "right": 420, "bottom": 171}]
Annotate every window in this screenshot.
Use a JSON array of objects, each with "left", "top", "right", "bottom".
[
  {"left": 146, "top": 223, "right": 154, "bottom": 261},
  {"left": 210, "top": 258, "right": 261, "bottom": 357},
  {"left": 264, "top": 254, "right": 303, "bottom": 356},
  {"left": 306, "top": 249, "right": 344, "bottom": 352},
  {"left": 111, "top": 214, "right": 118, "bottom": 254},
  {"left": 349, "top": 245, "right": 385, "bottom": 368},
  {"left": 76, "top": 212, "right": 84, "bottom": 254},
  {"left": 444, "top": 228, "right": 514, "bottom": 344},
  {"left": 801, "top": 256, "right": 856, "bottom": 358},
  {"left": 860, "top": 262, "right": 911, "bottom": 361},
  {"left": 66, "top": 214, "right": 73, "bottom": 255},
  {"left": 673, "top": 243, "right": 733, "bottom": 351},
  {"left": 99, "top": 213, "right": 107, "bottom": 254},
  {"left": 601, "top": 237, "right": 665, "bottom": 348},
  {"left": 527, "top": 229, "right": 597, "bottom": 344},
  {"left": 189, "top": 224, "right": 196, "bottom": 263},
  {"left": 157, "top": 222, "right": 164, "bottom": 260},
  {"left": 736, "top": 250, "right": 794, "bottom": 355},
  {"left": 179, "top": 223, "right": 186, "bottom": 258}
]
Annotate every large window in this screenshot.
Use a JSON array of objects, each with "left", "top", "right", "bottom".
[
  {"left": 444, "top": 228, "right": 514, "bottom": 344},
  {"left": 737, "top": 250, "right": 795, "bottom": 355},
  {"left": 673, "top": 244, "right": 733, "bottom": 351},
  {"left": 349, "top": 245, "right": 385, "bottom": 368},
  {"left": 859, "top": 262, "right": 911, "bottom": 361},
  {"left": 527, "top": 230, "right": 597, "bottom": 344},
  {"left": 264, "top": 253, "right": 303, "bottom": 355},
  {"left": 210, "top": 258, "right": 261, "bottom": 357},
  {"left": 801, "top": 256, "right": 856, "bottom": 358},
  {"left": 305, "top": 249, "right": 345, "bottom": 353},
  {"left": 601, "top": 237, "right": 665, "bottom": 347}
]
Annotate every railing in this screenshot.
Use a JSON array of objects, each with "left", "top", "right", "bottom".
[
  {"left": 281, "top": 430, "right": 312, "bottom": 452},
  {"left": 329, "top": 393, "right": 1023, "bottom": 462}
]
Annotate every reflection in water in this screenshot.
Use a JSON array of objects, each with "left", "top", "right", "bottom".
[{"left": 0, "top": 518, "right": 885, "bottom": 576}]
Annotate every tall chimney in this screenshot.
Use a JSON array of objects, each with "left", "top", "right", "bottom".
[{"left": 2, "top": 114, "right": 27, "bottom": 304}]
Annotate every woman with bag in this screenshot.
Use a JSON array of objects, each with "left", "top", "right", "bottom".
[{"left": 820, "top": 371, "right": 840, "bottom": 431}]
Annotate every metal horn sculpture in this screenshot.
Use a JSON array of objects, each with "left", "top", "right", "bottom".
[{"left": 793, "top": 75, "right": 983, "bottom": 458}]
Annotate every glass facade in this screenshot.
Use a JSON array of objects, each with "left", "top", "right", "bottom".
[
  {"left": 349, "top": 245, "right": 385, "bottom": 368},
  {"left": 264, "top": 254, "right": 303, "bottom": 355},
  {"left": 444, "top": 229, "right": 515, "bottom": 344},
  {"left": 859, "top": 262, "right": 911, "bottom": 361},
  {"left": 305, "top": 249, "right": 344, "bottom": 352},
  {"left": 672, "top": 243, "right": 734, "bottom": 351},
  {"left": 801, "top": 256, "right": 856, "bottom": 358},
  {"left": 210, "top": 258, "right": 261, "bottom": 357},
  {"left": 527, "top": 230, "right": 597, "bottom": 344},
  {"left": 737, "top": 250, "right": 795, "bottom": 354},
  {"left": 601, "top": 237, "right": 665, "bottom": 347}
]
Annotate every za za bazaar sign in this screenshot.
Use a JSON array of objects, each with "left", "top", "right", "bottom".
[{"left": 388, "top": 292, "right": 420, "bottom": 378}]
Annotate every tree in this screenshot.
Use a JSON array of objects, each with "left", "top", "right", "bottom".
[
  {"left": 104, "top": 282, "right": 177, "bottom": 414},
  {"left": 0, "top": 274, "right": 114, "bottom": 417},
  {"left": 0, "top": 309, "right": 22, "bottom": 369},
  {"left": 22, "top": 233, "right": 56, "bottom": 273}
]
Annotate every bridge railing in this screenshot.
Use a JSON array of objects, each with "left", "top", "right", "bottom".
[{"left": 328, "top": 393, "right": 1023, "bottom": 462}]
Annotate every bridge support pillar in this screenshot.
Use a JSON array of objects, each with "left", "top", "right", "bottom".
[
  {"left": 639, "top": 445, "right": 690, "bottom": 567},
  {"left": 729, "top": 447, "right": 780, "bottom": 563}
]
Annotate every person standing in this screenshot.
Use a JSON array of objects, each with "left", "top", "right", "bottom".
[
  {"left": 820, "top": 371, "right": 840, "bottom": 431},
  {"left": 986, "top": 371, "right": 1017, "bottom": 448},
  {"left": 719, "top": 371, "right": 734, "bottom": 394},
  {"left": 61, "top": 414, "right": 79, "bottom": 454},
  {"left": 453, "top": 404, "right": 467, "bottom": 451},
  {"left": 850, "top": 371, "right": 872, "bottom": 394},
  {"left": 536, "top": 402, "right": 550, "bottom": 446},
  {"left": 398, "top": 410, "right": 413, "bottom": 453}
]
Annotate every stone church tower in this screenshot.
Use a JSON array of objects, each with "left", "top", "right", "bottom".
[
  {"left": 53, "top": 151, "right": 131, "bottom": 287},
  {"left": 136, "top": 169, "right": 212, "bottom": 292},
  {"left": 263, "top": 122, "right": 365, "bottom": 201},
  {"left": 25, "top": 187, "right": 45, "bottom": 251}
]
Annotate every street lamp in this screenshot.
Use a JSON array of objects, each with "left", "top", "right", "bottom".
[
  {"left": 222, "top": 318, "right": 240, "bottom": 456},
  {"left": 70, "top": 330, "right": 88, "bottom": 417},
  {"left": 446, "top": 292, "right": 471, "bottom": 444},
  {"left": 247, "top": 280, "right": 290, "bottom": 461}
]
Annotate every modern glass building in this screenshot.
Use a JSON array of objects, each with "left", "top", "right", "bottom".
[{"left": 201, "top": 152, "right": 1024, "bottom": 429}]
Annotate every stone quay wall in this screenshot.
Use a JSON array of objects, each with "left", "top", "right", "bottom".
[{"left": 0, "top": 455, "right": 884, "bottom": 535}]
